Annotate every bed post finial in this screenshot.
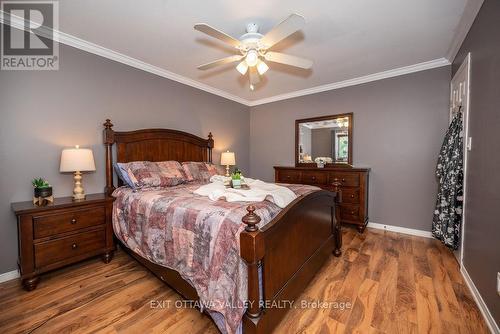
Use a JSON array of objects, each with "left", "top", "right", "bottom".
[
  {"left": 240, "top": 205, "right": 264, "bottom": 320},
  {"left": 103, "top": 119, "right": 115, "bottom": 196},
  {"left": 104, "top": 119, "right": 113, "bottom": 130},
  {"left": 242, "top": 205, "right": 261, "bottom": 232},
  {"left": 207, "top": 132, "right": 214, "bottom": 163}
]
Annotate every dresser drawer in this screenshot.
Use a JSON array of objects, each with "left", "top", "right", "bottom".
[
  {"left": 34, "top": 229, "right": 106, "bottom": 268},
  {"left": 340, "top": 204, "right": 360, "bottom": 221},
  {"left": 341, "top": 188, "right": 360, "bottom": 204},
  {"left": 34, "top": 207, "right": 105, "bottom": 239},
  {"left": 330, "top": 172, "right": 360, "bottom": 187},
  {"left": 277, "top": 170, "right": 301, "bottom": 183},
  {"left": 301, "top": 171, "right": 328, "bottom": 185}
]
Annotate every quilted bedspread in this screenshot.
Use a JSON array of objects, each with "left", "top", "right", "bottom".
[{"left": 112, "top": 182, "right": 318, "bottom": 334}]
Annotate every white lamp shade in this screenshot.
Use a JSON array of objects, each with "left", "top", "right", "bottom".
[
  {"left": 220, "top": 151, "right": 235, "bottom": 166},
  {"left": 60, "top": 147, "right": 96, "bottom": 172}
]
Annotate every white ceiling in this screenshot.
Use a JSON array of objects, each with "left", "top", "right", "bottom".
[{"left": 51, "top": 1, "right": 475, "bottom": 103}]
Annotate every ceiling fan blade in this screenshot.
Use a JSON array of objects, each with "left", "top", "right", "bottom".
[
  {"left": 249, "top": 67, "right": 260, "bottom": 86},
  {"left": 264, "top": 51, "right": 313, "bottom": 69},
  {"left": 194, "top": 23, "right": 241, "bottom": 48},
  {"left": 259, "top": 14, "right": 305, "bottom": 49},
  {"left": 197, "top": 55, "right": 243, "bottom": 70}
]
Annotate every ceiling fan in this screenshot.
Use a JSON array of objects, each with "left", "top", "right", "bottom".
[{"left": 194, "top": 13, "right": 313, "bottom": 91}]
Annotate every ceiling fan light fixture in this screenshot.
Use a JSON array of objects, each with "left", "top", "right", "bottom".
[
  {"left": 245, "top": 49, "right": 259, "bottom": 67},
  {"left": 257, "top": 60, "right": 269, "bottom": 75},
  {"left": 194, "top": 14, "right": 312, "bottom": 91},
  {"left": 236, "top": 61, "right": 248, "bottom": 75}
]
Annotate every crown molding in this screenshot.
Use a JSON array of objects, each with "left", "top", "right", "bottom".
[
  {"left": 445, "top": 0, "right": 484, "bottom": 62},
  {"left": 247, "top": 58, "right": 451, "bottom": 106},
  {"left": 2, "top": 10, "right": 451, "bottom": 108},
  {"left": 0, "top": 11, "right": 251, "bottom": 106}
]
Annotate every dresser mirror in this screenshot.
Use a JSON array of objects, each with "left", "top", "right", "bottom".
[{"left": 296, "top": 113, "right": 353, "bottom": 167}]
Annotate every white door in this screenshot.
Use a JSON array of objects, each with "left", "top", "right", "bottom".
[{"left": 450, "top": 53, "right": 471, "bottom": 265}]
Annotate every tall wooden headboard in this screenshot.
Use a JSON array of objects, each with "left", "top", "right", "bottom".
[{"left": 103, "top": 119, "right": 214, "bottom": 195}]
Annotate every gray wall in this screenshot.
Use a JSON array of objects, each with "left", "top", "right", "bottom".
[
  {"left": 250, "top": 67, "right": 450, "bottom": 231},
  {"left": 453, "top": 0, "right": 500, "bottom": 325},
  {"left": 0, "top": 42, "right": 249, "bottom": 273}
]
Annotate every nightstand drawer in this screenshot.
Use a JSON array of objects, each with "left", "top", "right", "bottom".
[
  {"left": 34, "top": 229, "right": 106, "bottom": 267},
  {"left": 34, "top": 207, "right": 105, "bottom": 239}
]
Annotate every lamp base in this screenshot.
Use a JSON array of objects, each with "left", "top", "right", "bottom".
[
  {"left": 72, "top": 171, "right": 86, "bottom": 201},
  {"left": 225, "top": 165, "right": 230, "bottom": 177}
]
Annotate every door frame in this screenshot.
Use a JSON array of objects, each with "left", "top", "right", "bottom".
[{"left": 450, "top": 52, "right": 471, "bottom": 266}]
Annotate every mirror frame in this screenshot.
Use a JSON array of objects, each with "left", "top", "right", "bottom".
[{"left": 295, "top": 112, "right": 353, "bottom": 167}]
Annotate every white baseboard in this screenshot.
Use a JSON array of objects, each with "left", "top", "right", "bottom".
[
  {"left": 0, "top": 269, "right": 20, "bottom": 283},
  {"left": 367, "top": 221, "right": 433, "bottom": 238},
  {"left": 460, "top": 266, "right": 500, "bottom": 334}
]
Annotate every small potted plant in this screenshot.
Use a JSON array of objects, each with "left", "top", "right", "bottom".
[
  {"left": 231, "top": 168, "right": 242, "bottom": 189},
  {"left": 32, "top": 177, "right": 52, "bottom": 198}
]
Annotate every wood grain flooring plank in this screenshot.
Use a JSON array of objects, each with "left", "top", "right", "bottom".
[
  {"left": 426, "top": 244, "right": 462, "bottom": 324},
  {"left": 370, "top": 254, "right": 399, "bottom": 333},
  {"left": 344, "top": 278, "right": 379, "bottom": 333},
  {"left": 329, "top": 253, "right": 370, "bottom": 323},
  {"left": 395, "top": 247, "right": 417, "bottom": 325},
  {"left": 415, "top": 273, "right": 442, "bottom": 334}
]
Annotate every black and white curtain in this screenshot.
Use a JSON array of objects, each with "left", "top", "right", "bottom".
[{"left": 432, "top": 110, "right": 464, "bottom": 249}]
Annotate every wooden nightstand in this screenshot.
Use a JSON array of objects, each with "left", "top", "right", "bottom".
[{"left": 11, "top": 193, "right": 115, "bottom": 291}]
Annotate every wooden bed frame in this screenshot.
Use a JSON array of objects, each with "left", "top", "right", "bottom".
[{"left": 103, "top": 119, "right": 342, "bottom": 334}]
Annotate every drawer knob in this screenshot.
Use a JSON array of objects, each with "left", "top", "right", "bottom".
[
  {"left": 351, "top": 194, "right": 355, "bottom": 198},
  {"left": 350, "top": 210, "right": 355, "bottom": 215},
  {"left": 286, "top": 176, "right": 291, "bottom": 179},
  {"left": 342, "top": 178, "right": 346, "bottom": 182},
  {"left": 71, "top": 218, "right": 77, "bottom": 224},
  {"left": 312, "top": 176, "right": 316, "bottom": 180},
  {"left": 72, "top": 243, "right": 78, "bottom": 249}
]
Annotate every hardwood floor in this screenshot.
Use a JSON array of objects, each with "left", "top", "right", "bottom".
[{"left": 0, "top": 227, "right": 489, "bottom": 334}]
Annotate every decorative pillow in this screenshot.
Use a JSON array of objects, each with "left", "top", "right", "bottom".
[
  {"left": 114, "top": 163, "right": 135, "bottom": 188},
  {"left": 123, "top": 161, "right": 186, "bottom": 188},
  {"left": 182, "top": 162, "right": 224, "bottom": 183},
  {"left": 205, "top": 163, "right": 226, "bottom": 177},
  {"left": 155, "top": 161, "right": 187, "bottom": 179}
]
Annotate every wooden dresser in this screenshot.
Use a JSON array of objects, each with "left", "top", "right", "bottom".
[
  {"left": 274, "top": 166, "right": 370, "bottom": 232},
  {"left": 11, "top": 193, "right": 115, "bottom": 290}
]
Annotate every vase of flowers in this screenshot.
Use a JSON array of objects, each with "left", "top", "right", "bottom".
[
  {"left": 32, "top": 177, "right": 52, "bottom": 198},
  {"left": 231, "top": 168, "right": 242, "bottom": 189}
]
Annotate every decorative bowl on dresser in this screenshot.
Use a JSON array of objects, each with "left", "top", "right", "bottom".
[
  {"left": 11, "top": 193, "right": 115, "bottom": 291},
  {"left": 274, "top": 166, "right": 370, "bottom": 232}
]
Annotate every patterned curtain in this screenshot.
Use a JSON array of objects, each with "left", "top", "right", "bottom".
[{"left": 432, "top": 110, "right": 464, "bottom": 249}]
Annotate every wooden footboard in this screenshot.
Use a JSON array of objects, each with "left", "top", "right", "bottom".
[{"left": 241, "top": 189, "right": 342, "bottom": 334}]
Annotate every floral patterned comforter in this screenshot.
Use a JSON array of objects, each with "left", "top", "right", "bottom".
[{"left": 112, "top": 182, "right": 318, "bottom": 334}]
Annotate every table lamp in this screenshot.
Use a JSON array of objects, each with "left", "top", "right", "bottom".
[
  {"left": 60, "top": 145, "right": 96, "bottom": 200},
  {"left": 220, "top": 151, "right": 235, "bottom": 177}
]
